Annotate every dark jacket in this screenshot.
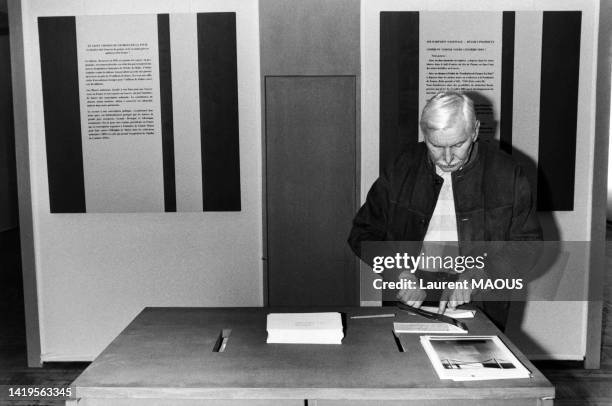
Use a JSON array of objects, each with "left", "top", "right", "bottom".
[{"left": 348, "top": 141, "right": 543, "bottom": 263}]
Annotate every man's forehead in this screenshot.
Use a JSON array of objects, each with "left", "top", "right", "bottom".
[{"left": 425, "top": 122, "right": 471, "bottom": 145}]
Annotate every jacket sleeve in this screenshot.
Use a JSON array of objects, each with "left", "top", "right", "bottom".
[
  {"left": 509, "top": 165, "right": 543, "bottom": 241},
  {"left": 347, "top": 172, "right": 391, "bottom": 266},
  {"left": 458, "top": 165, "right": 543, "bottom": 291},
  {"left": 464, "top": 165, "right": 543, "bottom": 289}
]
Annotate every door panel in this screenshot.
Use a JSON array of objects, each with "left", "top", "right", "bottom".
[{"left": 266, "top": 76, "right": 357, "bottom": 306}]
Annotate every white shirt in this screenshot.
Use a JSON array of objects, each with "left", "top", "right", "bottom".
[
  {"left": 421, "top": 166, "right": 459, "bottom": 272},
  {"left": 423, "top": 166, "right": 459, "bottom": 242}
]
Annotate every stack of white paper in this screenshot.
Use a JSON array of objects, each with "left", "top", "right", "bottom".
[
  {"left": 394, "top": 322, "right": 467, "bottom": 334},
  {"left": 266, "top": 312, "right": 344, "bottom": 344},
  {"left": 420, "top": 335, "right": 531, "bottom": 381},
  {"left": 419, "top": 306, "right": 476, "bottom": 319}
]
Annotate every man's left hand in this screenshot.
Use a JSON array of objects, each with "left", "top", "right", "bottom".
[{"left": 438, "top": 286, "right": 473, "bottom": 314}]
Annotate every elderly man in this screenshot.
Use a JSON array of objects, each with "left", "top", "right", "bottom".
[{"left": 348, "top": 91, "right": 542, "bottom": 330}]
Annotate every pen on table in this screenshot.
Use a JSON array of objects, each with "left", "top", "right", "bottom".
[
  {"left": 392, "top": 330, "right": 406, "bottom": 352},
  {"left": 350, "top": 313, "right": 396, "bottom": 319},
  {"left": 219, "top": 329, "right": 231, "bottom": 352}
]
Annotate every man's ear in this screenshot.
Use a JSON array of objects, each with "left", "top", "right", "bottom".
[{"left": 473, "top": 120, "right": 480, "bottom": 141}]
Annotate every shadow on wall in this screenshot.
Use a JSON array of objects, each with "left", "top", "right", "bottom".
[
  {"left": 466, "top": 91, "right": 562, "bottom": 357},
  {"left": 464, "top": 91, "right": 497, "bottom": 145},
  {"left": 0, "top": 12, "right": 19, "bottom": 232}
]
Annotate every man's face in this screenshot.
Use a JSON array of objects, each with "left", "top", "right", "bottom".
[{"left": 424, "top": 118, "right": 479, "bottom": 173}]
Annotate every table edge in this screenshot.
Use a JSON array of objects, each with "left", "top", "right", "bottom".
[{"left": 73, "top": 385, "right": 555, "bottom": 400}]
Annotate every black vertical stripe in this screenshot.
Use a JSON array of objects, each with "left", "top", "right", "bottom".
[
  {"left": 380, "top": 12, "right": 419, "bottom": 174},
  {"left": 197, "top": 13, "right": 241, "bottom": 211},
  {"left": 500, "top": 11, "right": 515, "bottom": 155},
  {"left": 38, "top": 17, "right": 86, "bottom": 213},
  {"left": 157, "top": 14, "right": 176, "bottom": 212},
  {"left": 537, "top": 11, "right": 581, "bottom": 211}
]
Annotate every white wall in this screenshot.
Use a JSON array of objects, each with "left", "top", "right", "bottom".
[
  {"left": 361, "top": 0, "right": 600, "bottom": 360},
  {"left": 14, "top": 0, "right": 262, "bottom": 361},
  {"left": 12, "top": 0, "right": 605, "bottom": 363},
  {"left": 606, "top": 0, "right": 612, "bottom": 221},
  {"left": 607, "top": 80, "right": 612, "bottom": 219}
]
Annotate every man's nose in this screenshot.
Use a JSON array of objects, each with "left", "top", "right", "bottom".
[{"left": 444, "top": 148, "right": 452, "bottom": 164}]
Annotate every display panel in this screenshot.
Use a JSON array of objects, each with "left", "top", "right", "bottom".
[
  {"left": 379, "top": 10, "right": 581, "bottom": 211},
  {"left": 38, "top": 13, "right": 241, "bottom": 213}
]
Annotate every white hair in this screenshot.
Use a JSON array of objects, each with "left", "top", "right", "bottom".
[{"left": 419, "top": 91, "right": 477, "bottom": 134}]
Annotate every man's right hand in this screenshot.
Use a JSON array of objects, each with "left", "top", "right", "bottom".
[{"left": 396, "top": 271, "right": 426, "bottom": 308}]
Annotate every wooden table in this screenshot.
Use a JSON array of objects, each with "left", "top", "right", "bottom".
[{"left": 68, "top": 307, "right": 555, "bottom": 405}]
